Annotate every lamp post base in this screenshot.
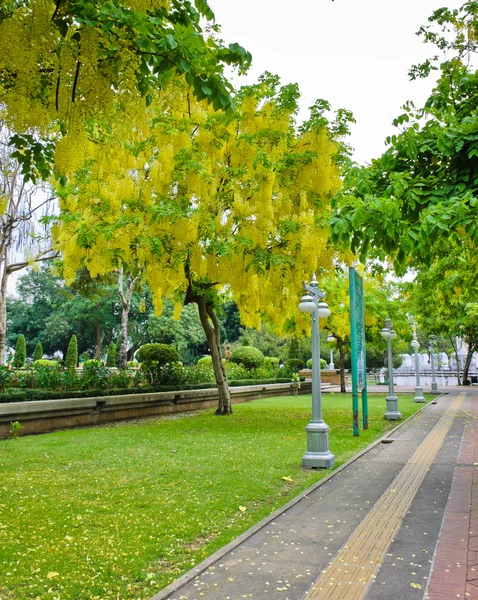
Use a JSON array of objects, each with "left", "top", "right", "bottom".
[
  {"left": 431, "top": 382, "right": 439, "bottom": 393},
  {"left": 384, "top": 394, "right": 402, "bottom": 420},
  {"left": 414, "top": 387, "right": 426, "bottom": 403},
  {"left": 302, "top": 421, "right": 335, "bottom": 469}
]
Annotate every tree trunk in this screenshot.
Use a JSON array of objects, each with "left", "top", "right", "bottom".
[
  {"left": 336, "top": 337, "right": 347, "bottom": 393},
  {"left": 448, "top": 334, "right": 462, "bottom": 386},
  {"left": 117, "top": 266, "right": 140, "bottom": 370},
  {"left": 196, "top": 297, "right": 232, "bottom": 415},
  {"left": 119, "top": 305, "right": 130, "bottom": 369},
  {"left": 0, "top": 254, "right": 8, "bottom": 364},
  {"left": 95, "top": 320, "right": 104, "bottom": 359},
  {"left": 463, "top": 341, "right": 477, "bottom": 383}
]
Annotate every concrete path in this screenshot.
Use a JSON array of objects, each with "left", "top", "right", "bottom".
[{"left": 151, "top": 388, "right": 478, "bottom": 600}]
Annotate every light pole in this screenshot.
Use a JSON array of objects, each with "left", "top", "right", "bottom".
[
  {"left": 298, "top": 274, "right": 335, "bottom": 469},
  {"left": 327, "top": 334, "right": 335, "bottom": 369},
  {"left": 429, "top": 336, "right": 439, "bottom": 393},
  {"left": 381, "top": 317, "right": 402, "bottom": 420},
  {"left": 411, "top": 326, "right": 426, "bottom": 402}
]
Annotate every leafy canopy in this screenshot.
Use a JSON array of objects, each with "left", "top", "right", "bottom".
[{"left": 331, "top": 1, "right": 478, "bottom": 273}]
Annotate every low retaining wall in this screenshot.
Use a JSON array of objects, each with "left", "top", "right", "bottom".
[{"left": 0, "top": 382, "right": 312, "bottom": 438}]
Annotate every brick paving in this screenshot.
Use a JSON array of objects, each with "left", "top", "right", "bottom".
[{"left": 427, "top": 393, "right": 478, "bottom": 600}]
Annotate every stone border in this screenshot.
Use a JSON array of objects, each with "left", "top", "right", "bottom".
[{"left": 0, "top": 382, "right": 314, "bottom": 437}]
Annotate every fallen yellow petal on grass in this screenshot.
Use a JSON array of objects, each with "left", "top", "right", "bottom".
[{"left": 281, "top": 476, "right": 294, "bottom": 482}]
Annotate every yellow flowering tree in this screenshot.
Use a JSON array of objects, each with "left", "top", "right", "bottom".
[
  {"left": 0, "top": 0, "right": 250, "bottom": 181},
  {"left": 54, "top": 74, "right": 341, "bottom": 413}
]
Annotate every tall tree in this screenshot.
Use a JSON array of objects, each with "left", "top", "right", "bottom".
[
  {"left": 54, "top": 74, "right": 342, "bottom": 414},
  {"left": 331, "top": 1, "right": 478, "bottom": 273},
  {"left": 0, "top": 120, "right": 56, "bottom": 361}
]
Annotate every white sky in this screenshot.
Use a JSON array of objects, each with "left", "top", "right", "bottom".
[{"left": 210, "top": 0, "right": 463, "bottom": 165}]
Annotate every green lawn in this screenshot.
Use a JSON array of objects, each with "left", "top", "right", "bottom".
[{"left": 0, "top": 393, "right": 433, "bottom": 600}]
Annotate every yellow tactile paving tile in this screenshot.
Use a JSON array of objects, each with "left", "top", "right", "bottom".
[{"left": 304, "top": 394, "right": 464, "bottom": 600}]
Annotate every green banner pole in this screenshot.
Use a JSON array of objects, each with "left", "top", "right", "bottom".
[{"left": 349, "top": 268, "right": 360, "bottom": 437}]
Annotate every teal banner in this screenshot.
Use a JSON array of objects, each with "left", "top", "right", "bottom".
[{"left": 349, "top": 268, "right": 368, "bottom": 435}]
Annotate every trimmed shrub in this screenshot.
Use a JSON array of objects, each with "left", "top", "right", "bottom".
[
  {"left": 106, "top": 342, "right": 117, "bottom": 367},
  {"left": 33, "top": 359, "right": 58, "bottom": 368},
  {"left": 264, "top": 357, "right": 280, "bottom": 368},
  {"left": 136, "top": 343, "right": 179, "bottom": 385},
  {"left": 306, "top": 358, "right": 327, "bottom": 369},
  {"left": 283, "top": 358, "right": 303, "bottom": 374},
  {"left": 183, "top": 363, "right": 216, "bottom": 385},
  {"left": 197, "top": 355, "right": 212, "bottom": 366},
  {"left": 230, "top": 346, "right": 264, "bottom": 370},
  {"left": 65, "top": 335, "right": 78, "bottom": 368},
  {"left": 13, "top": 334, "right": 27, "bottom": 368},
  {"left": 32, "top": 342, "right": 43, "bottom": 363},
  {"left": 127, "top": 360, "right": 139, "bottom": 369}
]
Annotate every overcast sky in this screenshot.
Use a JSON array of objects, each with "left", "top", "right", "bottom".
[{"left": 210, "top": 0, "right": 463, "bottom": 165}]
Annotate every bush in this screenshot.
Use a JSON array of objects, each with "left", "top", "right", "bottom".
[
  {"left": 127, "top": 360, "right": 139, "bottom": 369},
  {"left": 283, "top": 358, "right": 303, "bottom": 375},
  {"left": 0, "top": 365, "right": 13, "bottom": 392},
  {"left": 306, "top": 358, "right": 327, "bottom": 369},
  {"left": 106, "top": 342, "right": 117, "bottom": 367},
  {"left": 32, "top": 342, "right": 43, "bottom": 363},
  {"left": 224, "top": 362, "right": 249, "bottom": 380},
  {"left": 197, "top": 355, "right": 212, "bottom": 366},
  {"left": 33, "top": 365, "right": 63, "bottom": 390},
  {"left": 264, "top": 357, "right": 280, "bottom": 368},
  {"left": 136, "top": 343, "right": 179, "bottom": 385},
  {"left": 65, "top": 335, "right": 78, "bottom": 368},
  {"left": 230, "top": 346, "right": 264, "bottom": 370},
  {"left": 109, "top": 370, "right": 133, "bottom": 389},
  {"left": 81, "top": 360, "right": 109, "bottom": 390},
  {"left": 33, "top": 359, "right": 58, "bottom": 368},
  {"left": 13, "top": 334, "right": 27, "bottom": 368},
  {"left": 182, "top": 364, "right": 216, "bottom": 385}
]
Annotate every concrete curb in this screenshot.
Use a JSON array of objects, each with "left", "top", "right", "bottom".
[{"left": 150, "top": 394, "right": 445, "bottom": 600}]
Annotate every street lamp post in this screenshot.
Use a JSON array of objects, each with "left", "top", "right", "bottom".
[
  {"left": 298, "top": 274, "right": 335, "bottom": 469},
  {"left": 327, "top": 334, "right": 335, "bottom": 370},
  {"left": 429, "top": 336, "right": 439, "bottom": 393},
  {"left": 381, "top": 317, "right": 402, "bottom": 420},
  {"left": 411, "top": 326, "right": 425, "bottom": 402}
]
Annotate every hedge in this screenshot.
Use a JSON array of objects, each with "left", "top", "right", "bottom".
[{"left": 0, "top": 378, "right": 297, "bottom": 404}]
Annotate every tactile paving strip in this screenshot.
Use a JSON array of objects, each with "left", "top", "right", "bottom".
[{"left": 304, "top": 394, "right": 465, "bottom": 600}]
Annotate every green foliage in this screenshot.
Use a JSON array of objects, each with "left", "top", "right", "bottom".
[
  {"left": 306, "top": 358, "right": 327, "bottom": 369},
  {"left": 230, "top": 346, "right": 265, "bottom": 370},
  {"left": 33, "top": 359, "right": 58, "bottom": 369},
  {"left": 224, "top": 361, "right": 249, "bottom": 380},
  {"left": 283, "top": 358, "right": 304, "bottom": 373},
  {"left": 0, "top": 365, "right": 13, "bottom": 392},
  {"left": 64, "top": 335, "right": 78, "bottom": 369},
  {"left": 331, "top": 3, "right": 478, "bottom": 272},
  {"left": 13, "top": 334, "right": 26, "bottom": 368},
  {"left": 81, "top": 360, "right": 109, "bottom": 390},
  {"left": 264, "top": 357, "right": 279, "bottom": 368},
  {"left": 288, "top": 337, "right": 301, "bottom": 359},
  {"left": 197, "top": 355, "right": 213, "bottom": 366},
  {"left": 9, "top": 421, "right": 23, "bottom": 440},
  {"left": 32, "top": 342, "right": 43, "bottom": 363},
  {"left": 106, "top": 342, "right": 117, "bottom": 368},
  {"left": 136, "top": 343, "right": 179, "bottom": 385}
]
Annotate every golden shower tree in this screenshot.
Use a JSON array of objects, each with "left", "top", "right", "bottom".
[{"left": 54, "top": 74, "right": 341, "bottom": 413}]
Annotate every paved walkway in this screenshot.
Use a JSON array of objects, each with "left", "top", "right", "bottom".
[{"left": 151, "top": 388, "right": 478, "bottom": 600}]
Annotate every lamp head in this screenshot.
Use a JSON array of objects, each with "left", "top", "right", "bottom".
[
  {"left": 298, "top": 293, "right": 315, "bottom": 314},
  {"left": 381, "top": 327, "right": 391, "bottom": 340},
  {"left": 317, "top": 301, "right": 331, "bottom": 318}
]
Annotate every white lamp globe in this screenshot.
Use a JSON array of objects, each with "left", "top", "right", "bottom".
[
  {"left": 390, "top": 329, "right": 397, "bottom": 340},
  {"left": 298, "top": 293, "right": 315, "bottom": 314},
  {"left": 411, "top": 340, "right": 420, "bottom": 349},
  {"left": 381, "top": 327, "right": 390, "bottom": 340},
  {"left": 317, "top": 301, "right": 331, "bottom": 318}
]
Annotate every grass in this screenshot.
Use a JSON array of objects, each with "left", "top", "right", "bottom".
[{"left": 0, "top": 392, "right": 434, "bottom": 600}]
